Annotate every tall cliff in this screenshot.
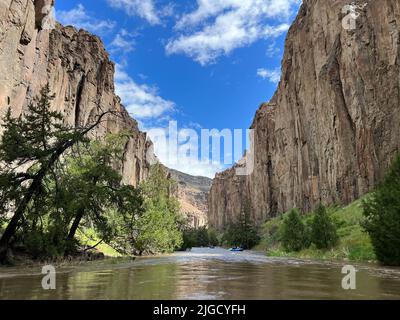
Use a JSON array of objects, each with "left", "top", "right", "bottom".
[
  {"left": 209, "top": 0, "right": 400, "bottom": 229},
  {"left": 0, "top": 0, "right": 154, "bottom": 186}
]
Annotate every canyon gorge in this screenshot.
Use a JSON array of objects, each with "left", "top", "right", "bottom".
[{"left": 1, "top": 0, "right": 400, "bottom": 231}]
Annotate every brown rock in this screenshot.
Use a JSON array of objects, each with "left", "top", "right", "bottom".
[
  {"left": 209, "top": 0, "right": 400, "bottom": 229},
  {"left": 168, "top": 168, "right": 212, "bottom": 228},
  {"left": 0, "top": 0, "right": 153, "bottom": 186}
]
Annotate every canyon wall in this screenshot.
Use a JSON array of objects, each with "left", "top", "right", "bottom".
[
  {"left": 209, "top": 0, "right": 400, "bottom": 229},
  {"left": 168, "top": 169, "right": 212, "bottom": 228},
  {"left": 0, "top": 0, "right": 154, "bottom": 186}
]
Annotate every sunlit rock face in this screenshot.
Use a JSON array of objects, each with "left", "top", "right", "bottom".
[
  {"left": 0, "top": 0, "right": 153, "bottom": 186},
  {"left": 209, "top": 0, "right": 400, "bottom": 230},
  {"left": 168, "top": 169, "right": 212, "bottom": 228}
]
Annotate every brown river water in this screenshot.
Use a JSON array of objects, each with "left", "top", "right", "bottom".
[{"left": 1, "top": 248, "right": 400, "bottom": 300}]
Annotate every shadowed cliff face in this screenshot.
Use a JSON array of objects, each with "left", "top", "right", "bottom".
[
  {"left": 0, "top": 0, "right": 154, "bottom": 186},
  {"left": 209, "top": 0, "right": 400, "bottom": 229}
]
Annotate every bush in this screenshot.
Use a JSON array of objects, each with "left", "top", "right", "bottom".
[
  {"left": 181, "top": 229, "right": 197, "bottom": 250},
  {"left": 311, "top": 204, "right": 339, "bottom": 249},
  {"left": 363, "top": 154, "right": 400, "bottom": 265},
  {"left": 261, "top": 217, "right": 283, "bottom": 248},
  {"left": 24, "top": 227, "right": 67, "bottom": 259},
  {"left": 207, "top": 228, "right": 219, "bottom": 246},
  {"left": 196, "top": 227, "right": 209, "bottom": 247},
  {"left": 281, "top": 209, "right": 308, "bottom": 252}
]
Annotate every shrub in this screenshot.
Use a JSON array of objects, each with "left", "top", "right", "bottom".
[
  {"left": 363, "top": 154, "right": 400, "bottom": 265},
  {"left": 196, "top": 227, "right": 209, "bottom": 247},
  {"left": 261, "top": 218, "right": 283, "bottom": 248},
  {"left": 181, "top": 229, "right": 197, "bottom": 250},
  {"left": 207, "top": 228, "right": 219, "bottom": 246},
  {"left": 281, "top": 209, "right": 308, "bottom": 252},
  {"left": 311, "top": 204, "right": 339, "bottom": 249}
]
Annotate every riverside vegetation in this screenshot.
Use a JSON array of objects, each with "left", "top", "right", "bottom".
[
  {"left": 0, "top": 86, "right": 184, "bottom": 264},
  {"left": 180, "top": 209, "right": 260, "bottom": 250},
  {"left": 257, "top": 153, "right": 400, "bottom": 266},
  {"left": 193, "top": 155, "right": 400, "bottom": 266},
  {"left": 107, "top": 145, "right": 400, "bottom": 267}
]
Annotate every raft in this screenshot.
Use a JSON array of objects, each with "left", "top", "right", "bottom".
[{"left": 229, "top": 247, "right": 244, "bottom": 252}]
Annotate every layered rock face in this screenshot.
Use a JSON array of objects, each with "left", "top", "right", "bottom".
[
  {"left": 168, "top": 169, "right": 212, "bottom": 228},
  {"left": 0, "top": 0, "right": 154, "bottom": 186},
  {"left": 209, "top": 0, "right": 400, "bottom": 229}
]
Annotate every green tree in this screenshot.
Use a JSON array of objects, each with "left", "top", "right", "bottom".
[
  {"left": 196, "top": 226, "right": 209, "bottom": 247},
  {"left": 0, "top": 84, "right": 123, "bottom": 263},
  {"left": 281, "top": 209, "right": 307, "bottom": 252},
  {"left": 222, "top": 206, "right": 260, "bottom": 249},
  {"left": 135, "top": 164, "right": 183, "bottom": 254},
  {"left": 180, "top": 227, "right": 220, "bottom": 250},
  {"left": 310, "top": 204, "right": 338, "bottom": 249},
  {"left": 180, "top": 228, "right": 197, "bottom": 251},
  {"left": 59, "top": 134, "right": 144, "bottom": 254},
  {"left": 363, "top": 154, "right": 400, "bottom": 265},
  {"left": 207, "top": 228, "right": 219, "bottom": 246}
]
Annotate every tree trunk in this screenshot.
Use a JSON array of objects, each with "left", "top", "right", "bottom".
[
  {"left": 0, "top": 171, "right": 45, "bottom": 264},
  {"left": 67, "top": 207, "right": 85, "bottom": 242}
]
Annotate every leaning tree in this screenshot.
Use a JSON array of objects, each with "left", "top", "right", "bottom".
[{"left": 0, "top": 84, "right": 120, "bottom": 263}]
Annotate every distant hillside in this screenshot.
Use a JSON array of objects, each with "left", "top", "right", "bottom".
[{"left": 168, "top": 169, "right": 212, "bottom": 228}]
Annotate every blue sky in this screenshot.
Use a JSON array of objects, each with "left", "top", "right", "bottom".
[{"left": 55, "top": 0, "right": 302, "bottom": 177}]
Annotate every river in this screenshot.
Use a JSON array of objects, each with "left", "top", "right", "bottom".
[{"left": 1, "top": 248, "right": 400, "bottom": 299}]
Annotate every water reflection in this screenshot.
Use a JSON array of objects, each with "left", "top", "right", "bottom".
[{"left": 1, "top": 248, "right": 400, "bottom": 299}]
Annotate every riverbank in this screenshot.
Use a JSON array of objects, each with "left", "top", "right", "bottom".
[
  {"left": 254, "top": 198, "right": 377, "bottom": 263},
  {"left": 0, "top": 228, "right": 124, "bottom": 267}
]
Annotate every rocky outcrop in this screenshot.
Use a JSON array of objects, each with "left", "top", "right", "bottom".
[
  {"left": 209, "top": 0, "right": 400, "bottom": 229},
  {"left": 168, "top": 169, "right": 212, "bottom": 228},
  {"left": 0, "top": 0, "right": 154, "bottom": 186}
]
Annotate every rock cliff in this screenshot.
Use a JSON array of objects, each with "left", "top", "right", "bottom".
[
  {"left": 168, "top": 169, "right": 212, "bottom": 228},
  {"left": 209, "top": 0, "right": 400, "bottom": 229},
  {"left": 0, "top": 0, "right": 154, "bottom": 186}
]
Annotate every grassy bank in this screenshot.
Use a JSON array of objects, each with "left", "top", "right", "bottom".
[
  {"left": 76, "top": 229, "right": 122, "bottom": 258},
  {"left": 0, "top": 224, "right": 123, "bottom": 265},
  {"left": 254, "top": 198, "right": 377, "bottom": 263}
]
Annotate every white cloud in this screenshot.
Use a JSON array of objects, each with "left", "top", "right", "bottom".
[
  {"left": 170, "top": 159, "right": 224, "bottom": 178},
  {"left": 113, "top": 65, "right": 225, "bottom": 177},
  {"left": 109, "top": 29, "right": 135, "bottom": 54},
  {"left": 57, "top": 4, "right": 116, "bottom": 34},
  {"left": 166, "top": 0, "right": 300, "bottom": 65},
  {"left": 266, "top": 41, "right": 281, "bottom": 57},
  {"left": 147, "top": 126, "right": 225, "bottom": 178},
  {"left": 105, "top": 0, "right": 161, "bottom": 25},
  {"left": 114, "top": 64, "right": 175, "bottom": 119},
  {"left": 257, "top": 68, "right": 281, "bottom": 83}
]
